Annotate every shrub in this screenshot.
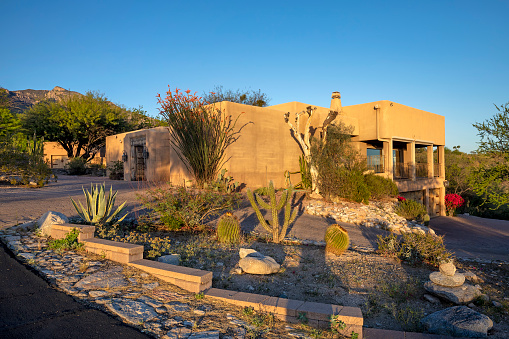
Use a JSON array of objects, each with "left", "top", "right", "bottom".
[
  {"left": 445, "top": 193, "right": 465, "bottom": 216},
  {"left": 377, "top": 232, "right": 452, "bottom": 266},
  {"left": 395, "top": 199, "right": 427, "bottom": 220},
  {"left": 365, "top": 173, "right": 399, "bottom": 200},
  {"left": 112, "top": 231, "right": 172, "bottom": 259},
  {"left": 311, "top": 123, "right": 371, "bottom": 203},
  {"left": 157, "top": 86, "right": 244, "bottom": 187},
  {"left": 399, "top": 232, "right": 452, "bottom": 266},
  {"left": 205, "top": 169, "right": 239, "bottom": 193},
  {"left": 139, "top": 186, "right": 239, "bottom": 230},
  {"left": 107, "top": 160, "right": 124, "bottom": 180},
  {"left": 0, "top": 133, "right": 54, "bottom": 187},
  {"left": 65, "top": 157, "right": 87, "bottom": 175},
  {"left": 48, "top": 228, "right": 84, "bottom": 252}
]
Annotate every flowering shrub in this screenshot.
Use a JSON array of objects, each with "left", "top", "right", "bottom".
[
  {"left": 157, "top": 86, "right": 243, "bottom": 187},
  {"left": 445, "top": 193, "right": 464, "bottom": 216}
]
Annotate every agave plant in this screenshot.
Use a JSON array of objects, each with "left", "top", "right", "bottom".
[{"left": 71, "top": 183, "right": 128, "bottom": 225}]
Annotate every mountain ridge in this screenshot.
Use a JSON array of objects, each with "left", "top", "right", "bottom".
[{"left": 3, "top": 86, "right": 82, "bottom": 114}]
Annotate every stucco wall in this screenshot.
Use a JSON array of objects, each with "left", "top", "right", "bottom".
[{"left": 43, "top": 142, "right": 104, "bottom": 168}]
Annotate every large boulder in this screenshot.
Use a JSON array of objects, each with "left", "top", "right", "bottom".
[
  {"left": 238, "top": 250, "right": 280, "bottom": 275},
  {"left": 421, "top": 306, "right": 493, "bottom": 337},
  {"left": 37, "top": 211, "right": 68, "bottom": 236},
  {"left": 424, "top": 281, "right": 482, "bottom": 304}
]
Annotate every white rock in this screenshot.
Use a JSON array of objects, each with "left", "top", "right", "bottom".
[
  {"left": 239, "top": 252, "right": 280, "bottom": 275},
  {"left": 239, "top": 248, "right": 260, "bottom": 259},
  {"left": 36, "top": 211, "right": 68, "bottom": 237}
]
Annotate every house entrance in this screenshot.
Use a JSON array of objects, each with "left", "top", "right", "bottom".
[
  {"left": 134, "top": 146, "right": 146, "bottom": 181},
  {"left": 130, "top": 136, "right": 147, "bottom": 181}
]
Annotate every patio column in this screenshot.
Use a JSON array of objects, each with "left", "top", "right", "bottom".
[
  {"left": 438, "top": 145, "right": 445, "bottom": 178},
  {"left": 427, "top": 145, "right": 434, "bottom": 178},
  {"left": 408, "top": 141, "right": 416, "bottom": 181},
  {"left": 383, "top": 139, "right": 393, "bottom": 179}
]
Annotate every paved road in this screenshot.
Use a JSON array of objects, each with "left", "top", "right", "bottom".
[
  {"left": 0, "top": 242, "right": 150, "bottom": 339},
  {"left": 430, "top": 215, "right": 509, "bottom": 262}
]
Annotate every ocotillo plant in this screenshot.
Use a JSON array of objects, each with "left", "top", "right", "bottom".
[{"left": 247, "top": 181, "right": 297, "bottom": 243}]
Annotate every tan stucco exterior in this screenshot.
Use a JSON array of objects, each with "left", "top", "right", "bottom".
[
  {"left": 43, "top": 142, "right": 104, "bottom": 168},
  {"left": 106, "top": 93, "right": 447, "bottom": 216}
]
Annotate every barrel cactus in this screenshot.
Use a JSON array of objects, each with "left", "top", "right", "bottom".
[
  {"left": 217, "top": 212, "right": 241, "bottom": 244},
  {"left": 423, "top": 214, "right": 430, "bottom": 226},
  {"left": 325, "top": 224, "right": 349, "bottom": 256}
]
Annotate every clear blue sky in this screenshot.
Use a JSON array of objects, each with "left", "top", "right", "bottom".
[{"left": 1, "top": 1, "right": 508, "bottom": 153}]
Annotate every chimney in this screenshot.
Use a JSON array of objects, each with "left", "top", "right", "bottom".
[{"left": 330, "top": 91, "right": 342, "bottom": 112}]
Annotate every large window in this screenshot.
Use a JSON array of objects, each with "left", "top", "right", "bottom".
[{"left": 367, "top": 148, "right": 383, "bottom": 173}]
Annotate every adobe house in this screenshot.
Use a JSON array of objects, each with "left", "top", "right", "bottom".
[
  {"left": 43, "top": 142, "right": 105, "bottom": 168},
  {"left": 106, "top": 92, "right": 446, "bottom": 216}
]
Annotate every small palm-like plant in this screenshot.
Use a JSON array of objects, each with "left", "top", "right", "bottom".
[{"left": 71, "top": 183, "right": 128, "bottom": 225}]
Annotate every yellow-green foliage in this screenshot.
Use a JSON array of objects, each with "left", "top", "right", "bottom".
[
  {"left": 217, "top": 212, "right": 241, "bottom": 244},
  {"left": 325, "top": 224, "right": 349, "bottom": 256}
]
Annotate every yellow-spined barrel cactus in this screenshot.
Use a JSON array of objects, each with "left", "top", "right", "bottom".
[
  {"left": 217, "top": 212, "right": 241, "bottom": 244},
  {"left": 325, "top": 224, "right": 349, "bottom": 256}
]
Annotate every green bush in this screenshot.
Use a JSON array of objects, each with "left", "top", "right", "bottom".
[
  {"left": 0, "top": 133, "right": 54, "bottom": 187},
  {"left": 139, "top": 186, "right": 239, "bottom": 231},
  {"left": 48, "top": 228, "right": 84, "bottom": 252},
  {"left": 311, "top": 123, "right": 371, "bottom": 203},
  {"left": 65, "top": 157, "right": 88, "bottom": 175},
  {"left": 395, "top": 199, "right": 427, "bottom": 220},
  {"left": 377, "top": 232, "right": 452, "bottom": 266},
  {"left": 365, "top": 173, "right": 399, "bottom": 200},
  {"left": 107, "top": 160, "right": 124, "bottom": 180}
]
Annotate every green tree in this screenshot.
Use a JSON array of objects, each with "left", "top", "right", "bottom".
[
  {"left": 471, "top": 102, "right": 509, "bottom": 208},
  {"left": 202, "top": 85, "right": 270, "bottom": 107},
  {"left": 0, "top": 108, "right": 21, "bottom": 138},
  {"left": 0, "top": 88, "right": 10, "bottom": 109},
  {"left": 473, "top": 103, "right": 509, "bottom": 154},
  {"left": 22, "top": 91, "right": 130, "bottom": 161}
]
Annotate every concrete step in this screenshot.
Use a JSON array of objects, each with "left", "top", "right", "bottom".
[
  {"left": 128, "top": 259, "right": 213, "bottom": 293},
  {"left": 205, "top": 288, "right": 363, "bottom": 337},
  {"left": 50, "top": 223, "right": 95, "bottom": 242},
  {"left": 82, "top": 238, "right": 144, "bottom": 263}
]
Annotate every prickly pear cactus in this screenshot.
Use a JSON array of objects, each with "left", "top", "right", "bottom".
[
  {"left": 217, "top": 212, "right": 241, "bottom": 244},
  {"left": 325, "top": 224, "right": 349, "bottom": 256}
]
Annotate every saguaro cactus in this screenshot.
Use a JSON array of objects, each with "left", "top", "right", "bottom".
[{"left": 247, "top": 181, "right": 297, "bottom": 243}]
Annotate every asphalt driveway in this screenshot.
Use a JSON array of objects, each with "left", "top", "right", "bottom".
[{"left": 430, "top": 215, "right": 509, "bottom": 262}]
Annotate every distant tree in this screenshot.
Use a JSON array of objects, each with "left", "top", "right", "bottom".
[
  {"left": 126, "top": 106, "right": 167, "bottom": 130},
  {"left": 202, "top": 85, "right": 270, "bottom": 107},
  {"left": 473, "top": 102, "right": 509, "bottom": 154},
  {"left": 0, "top": 108, "right": 21, "bottom": 138},
  {"left": 0, "top": 88, "right": 10, "bottom": 109},
  {"left": 470, "top": 102, "right": 509, "bottom": 207},
  {"left": 22, "top": 91, "right": 131, "bottom": 161}
]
